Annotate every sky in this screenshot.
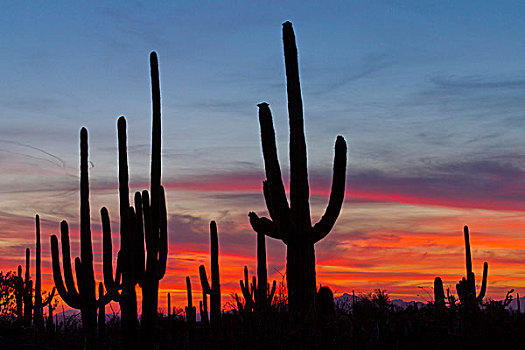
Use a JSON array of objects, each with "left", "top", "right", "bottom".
[{"left": 1, "top": 1, "right": 525, "bottom": 314}]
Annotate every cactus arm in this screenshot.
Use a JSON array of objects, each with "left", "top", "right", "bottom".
[
  {"left": 257, "top": 103, "right": 293, "bottom": 238},
  {"left": 199, "top": 265, "right": 212, "bottom": 294},
  {"left": 477, "top": 262, "right": 488, "bottom": 302},
  {"left": 134, "top": 191, "right": 145, "bottom": 284},
  {"left": 248, "top": 212, "right": 282, "bottom": 240},
  {"left": 282, "top": 21, "right": 311, "bottom": 229},
  {"left": 262, "top": 181, "right": 276, "bottom": 221},
  {"left": 101, "top": 207, "right": 121, "bottom": 301},
  {"left": 157, "top": 186, "right": 168, "bottom": 279},
  {"left": 311, "top": 136, "right": 347, "bottom": 243},
  {"left": 50, "top": 235, "right": 81, "bottom": 309},
  {"left": 115, "top": 251, "right": 122, "bottom": 286},
  {"left": 141, "top": 190, "right": 154, "bottom": 273},
  {"left": 58, "top": 221, "right": 79, "bottom": 299},
  {"left": 41, "top": 288, "right": 56, "bottom": 308},
  {"left": 240, "top": 266, "right": 252, "bottom": 304}
]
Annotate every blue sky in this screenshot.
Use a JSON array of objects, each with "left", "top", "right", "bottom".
[{"left": 1, "top": 1, "right": 525, "bottom": 305}]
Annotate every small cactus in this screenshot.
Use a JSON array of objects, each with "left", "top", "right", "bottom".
[
  {"left": 434, "top": 277, "right": 445, "bottom": 309},
  {"left": 199, "top": 221, "right": 221, "bottom": 326},
  {"left": 456, "top": 225, "right": 488, "bottom": 308}
]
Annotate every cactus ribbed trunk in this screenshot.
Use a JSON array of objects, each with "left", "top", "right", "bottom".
[
  {"left": 256, "top": 231, "right": 269, "bottom": 309},
  {"left": 287, "top": 243, "right": 316, "bottom": 313}
]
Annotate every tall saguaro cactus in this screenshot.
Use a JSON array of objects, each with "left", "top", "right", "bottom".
[
  {"left": 101, "top": 116, "right": 139, "bottom": 349},
  {"left": 199, "top": 221, "right": 221, "bottom": 325},
  {"left": 50, "top": 127, "right": 112, "bottom": 350},
  {"left": 139, "top": 51, "right": 168, "bottom": 348},
  {"left": 100, "top": 52, "right": 167, "bottom": 350},
  {"left": 248, "top": 21, "right": 347, "bottom": 314},
  {"left": 456, "top": 225, "right": 488, "bottom": 308}
]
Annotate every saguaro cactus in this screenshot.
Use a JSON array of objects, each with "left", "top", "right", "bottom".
[
  {"left": 239, "top": 231, "right": 276, "bottom": 312},
  {"left": 33, "top": 215, "right": 55, "bottom": 329},
  {"left": 15, "top": 265, "right": 23, "bottom": 320},
  {"left": 101, "top": 52, "right": 168, "bottom": 350},
  {"left": 102, "top": 116, "right": 139, "bottom": 349},
  {"left": 185, "top": 277, "right": 196, "bottom": 348},
  {"left": 23, "top": 248, "right": 32, "bottom": 326},
  {"left": 138, "top": 51, "right": 168, "bottom": 349},
  {"left": 199, "top": 221, "right": 221, "bottom": 325},
  {"left": 456, "top": 225, "right": 488, "bottom": 308},
  {"left": 248, "top": 21, "right": 347, "bottom": 314},
  {"left": 434, "top": 277, "right": 445, "bottom": 309},
  {"left": 50, "top": 127, "right": 112, "bottom": 349}
]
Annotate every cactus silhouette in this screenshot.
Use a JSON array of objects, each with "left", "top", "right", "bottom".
[
  {"left": 167, "top": 292, "right": 171, "bottom": 322},
  {"left": 434, "top": 277, "right": 445, "bottom": 309},
  {"left": 50, "top": 127, "right": 112, "bottom": 350},
  {"left": 185, "top": 276, "right": 196, "bottom": 348},
  {"left": 14, "top": 265, "right": 23, "bottom": 320},
  {"left": 20, "top": 218, "right": 56, "bottom": 328},
  {"left": 138, "top": 51, "right": 168, "bottom": 349},
  {"left": 101, "top": 116, "right": 138, "bottom": 348},
  {"left": 23, "top": 248, "right": 32, "bottom": 326},
  {"left": 100, "top": 52, "right": 168, "bottom": 349},
  {"left": 248, "top": 21, "right": 347, "bottom": 314},
  {"left": 456, "top": 225, "right": 488, "bottom": 308},
  {"left": 199, "top": 221, "right": 221, "bottom": 326},
  {"left": 239, "top": 231, "right": 276, "bottom": 313},
  {"left": 33, "top": 215, "right": 56, "bottom": 329},
  {"left": 98, "top": 282, "right": 105, "bottom": 341}
]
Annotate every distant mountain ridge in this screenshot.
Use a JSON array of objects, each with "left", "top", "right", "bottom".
[{"left": 334, "top": 292, "right": 524, "bottom": 311}]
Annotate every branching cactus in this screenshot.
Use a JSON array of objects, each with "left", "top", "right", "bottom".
[
  {"left": 100, "top": 52, "right": 168, "bottom": 349},
  {"left": 33, "top": 215, "right": 56, "bottom": 329},
  {"left": 50, "top": 127, "right": 112, "bottom": 350},
  {"left": 248, "top": 21, "right": 347, "bottom": 314},
  {"left": 137, "top": 51, "right": 169, "bottom": 348},
  {"left": 199, "top": 221, "right": 221, "bottom": 326},
  {"left": 101, "top": 116, "right": 138, "bottom": 348},
  {"left": 434, "top": 277, "right": 445, "bottom": 309},
  {"left": 456, "top": 225, "right": 488, "bottom": 308},
  {"left": 239, "top": 231, "right": 277, "bottom": 313}
]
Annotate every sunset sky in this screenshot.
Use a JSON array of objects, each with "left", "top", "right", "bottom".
[{"left": 1, "top": 1, "right": 525, "bottom": 313}]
